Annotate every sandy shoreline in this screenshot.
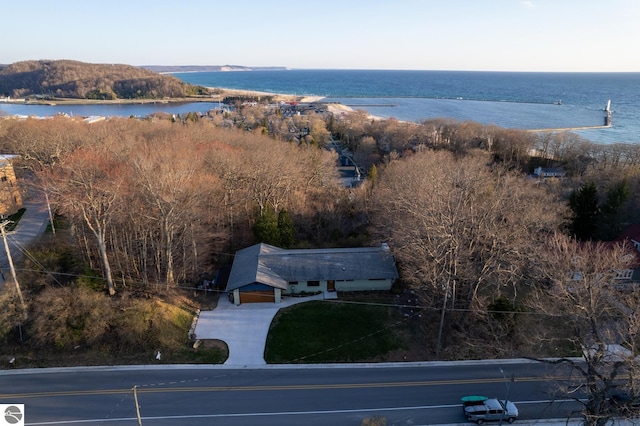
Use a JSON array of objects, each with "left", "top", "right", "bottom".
[
  {"left": 210, "top": 86, "right": 325, "bottom": 104},
  {"left": 1, "top": 87, "right": 362, "bottom": 117},
  {"left": 212, "top": 87, "right": 364, "bottom": 116},
  {"left": 0, "top": 86, "right": 321, "bottom": 106}
]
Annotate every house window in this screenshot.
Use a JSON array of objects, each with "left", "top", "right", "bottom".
[
  {"left": 0, "top": 176, "right": 6, "bottom": 182},
  {"left": 615, "top": 270, "right": 633, "bottom": 280},
  {"left": 308, "top": 280, "right": 320, "bottom": 287},
  {"left": 289, "top": 281, "right": 298, "bottom": 285}
]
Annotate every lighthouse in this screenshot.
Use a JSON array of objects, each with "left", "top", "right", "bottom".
[{"left": 604, "top": 100, "right": 612, "bottom": 127}]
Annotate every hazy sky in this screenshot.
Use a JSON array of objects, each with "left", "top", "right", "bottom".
[{"left": 4, "top": 0, "right": 639, "bottom": 72}]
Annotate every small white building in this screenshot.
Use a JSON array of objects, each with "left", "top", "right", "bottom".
[{"left": 533, "top": 167, "right": 566, "bottom": 178}]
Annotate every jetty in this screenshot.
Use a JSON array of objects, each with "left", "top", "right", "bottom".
[
  {"left": 344, "top": 103, "right": 398, "bottom": 107},
  {"left": 526, "top": 100, "right": 613, "bottom": 133},
  {"left": 526, "top": 124, "right": 611, "bottom": 133}
]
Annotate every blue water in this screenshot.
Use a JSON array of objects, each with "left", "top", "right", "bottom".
[
  {"left": 0, "top": 101, "right": 222, "bottom": 120},
  {"left": 177, "top": 70, "right": 639, "bottom": 144},
  {"left": 2, "top": 70, "right": 638, "bottom": 144}
]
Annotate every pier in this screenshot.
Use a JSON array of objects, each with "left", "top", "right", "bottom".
[
  {"left": 526, "top": 123, "right": 612, "bottom": 133},
  {"left": 344, "top": 103, "right": 398, "bottom": 107},
  {"left": 526, "top": 100, "right": 613, "bottom": 133},
  {"left": 334, "top": 95, "right": 562, "bottom": 105}
]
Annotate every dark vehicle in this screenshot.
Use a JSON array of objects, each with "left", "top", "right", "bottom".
[{"left": 462, "top": 395, "right": 518, "bottom": 424}]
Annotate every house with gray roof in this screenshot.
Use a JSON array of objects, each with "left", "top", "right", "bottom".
[
  {"left": 226, "top": 243, "right": 399, "bottom": 305},
  {"left": 533, "top": 166, "right": 566, "bottom": 178}
]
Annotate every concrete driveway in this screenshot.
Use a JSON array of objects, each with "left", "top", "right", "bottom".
[{"left": 194, "top": 292, "right": 334, "bottom": 366}]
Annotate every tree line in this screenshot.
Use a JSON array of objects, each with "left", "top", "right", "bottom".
[{"left": 0, "top": 116, "right": 343, "bottom": 292}]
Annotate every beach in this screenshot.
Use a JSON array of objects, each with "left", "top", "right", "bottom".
[
  {"left": 0, "top": 87, "right": 325, "bottom": 107},
  {"left": 209, "top": 87, "right": 368, "bottom": 117}
]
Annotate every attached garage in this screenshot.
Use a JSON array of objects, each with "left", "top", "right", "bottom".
[
  {"left": 240, "top": 290, "right": 275, "bottom": 304},
  {"left": 231, "top": 285, "right": 282, "bottom": 305},
  {"left": 227, "top": 253, "right": 288, "bottom": 306}
]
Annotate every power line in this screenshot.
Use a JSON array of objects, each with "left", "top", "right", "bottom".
[
  {"left": 8, "top": 234, "right": 64, "bottom": 286},
  {"left": 13, "top": 266, "right": 597, "bottom": 318},
  {"left": 0, "top": 220, "right": 27, "bottom": 318}
]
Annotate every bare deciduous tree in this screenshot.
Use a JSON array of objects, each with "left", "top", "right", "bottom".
[
  {"left": 44, "top": 146, "right": 126, "bottom": 295},
  {"left": 527, "top": 234, "right": 640, "bottom": 426},
  {"left": 370, "top": 149, "right": 566, "bottom": 355}
]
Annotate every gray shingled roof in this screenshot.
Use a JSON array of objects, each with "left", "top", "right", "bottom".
[{"left": 226, "top": 243, "right": 399, "bottom": 292}]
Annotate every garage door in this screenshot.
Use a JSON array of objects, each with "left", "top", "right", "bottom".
[{"left": 240, "top": 290, "right": 275, "bottom": 304}]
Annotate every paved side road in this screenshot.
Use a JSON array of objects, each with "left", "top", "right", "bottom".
[{"left": 0, "top": 193, "right": 50, "bottom": 285}]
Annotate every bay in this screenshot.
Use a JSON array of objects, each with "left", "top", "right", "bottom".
[
  {"left": 0, "top": 101, "right": 222, "bottom": 120},
  {"left": 2, "top": 70, "right": 638, "bottom": 144},
  {"left": 176, "top": 70, "right": 640, "bottom": 144}
]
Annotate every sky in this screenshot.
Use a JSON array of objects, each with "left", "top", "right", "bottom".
[{"left": 3, "top": 0, "right": 639, "bottom": 72}]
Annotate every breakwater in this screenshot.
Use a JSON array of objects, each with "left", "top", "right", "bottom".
[
  {"left": 344, "top": 103, "right": 398, "bottom": 107},
  {"left": 337, "top": 95, "right": 561, "bottom": 105},
  {"left": 526, "top": 101, "right": 612, "bottom": 133},
  {"left": 525, "top": 123, "right": 612, "bottom": 133}
]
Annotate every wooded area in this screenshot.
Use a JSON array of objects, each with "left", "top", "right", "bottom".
[
  {"left": 1, "top": 101, "right": 640, "bottom": 424},
  {"left": 0, "top": 60, "right": 210, "bottom": 99}
]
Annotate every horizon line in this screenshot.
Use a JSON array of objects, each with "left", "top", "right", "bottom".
[{"left": 1, "top": 60, "right": 638, "bottom": 74}]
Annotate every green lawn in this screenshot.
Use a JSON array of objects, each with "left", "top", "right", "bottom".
[{"left": 264, "top": 300, "right": 408, "bottom": 363}]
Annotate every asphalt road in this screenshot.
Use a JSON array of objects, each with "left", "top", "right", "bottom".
[
  {"left": 0, "top": 194, "right": 50, "bottom": 286},
  {"left": 0, "top": 360, "right": 586, "bottom": 426}
]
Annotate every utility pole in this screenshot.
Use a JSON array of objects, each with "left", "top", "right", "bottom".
[
  {"left": 498, "top": 368, "right": 515, "bottom": 426},
  {"left": 44, "top": 191, "right": 55, "bottom": 235},
  {"left": 132, "top": 385, "right": 143, "bottom": 425},
  {"left": 435, "top": 279, "right": 450, "bottom": 357},
  {"left": 0, "top": 220, "right": 26, "bottom": 317}
]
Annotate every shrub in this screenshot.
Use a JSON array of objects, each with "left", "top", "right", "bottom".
[
  {"left": 30, "top": 286, "right": 112, "bottom": 349},
  {"left": 0, "top": 288, "right": 25, "bottom": 343}
]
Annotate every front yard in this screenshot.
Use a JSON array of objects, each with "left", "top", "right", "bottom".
[{"left": 265, "top": 294, "right": 427, "bottom": 363}]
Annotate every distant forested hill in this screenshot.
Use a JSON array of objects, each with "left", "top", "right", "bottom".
[
  {"left": 0, "top": 60, "right": 210, "bottom": 99},
  {"left": 142, "top": 65, "right": 289, "bottom": 73}
]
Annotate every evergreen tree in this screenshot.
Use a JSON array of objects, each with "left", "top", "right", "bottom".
[
  {"left": 596, "top": 180, "right": 630, "bottom": 240},
  {"left": 277, "top": 208, "right": 296, "bottom": 248},
  {"left": 569, "top": 182, "right": 600, "bottom": 241},
  {"left": 252, "top": 208, "right": 280, "bottom": 246},
  {"left": 602, "top": 180, "right": 630, "bottom": 215}
]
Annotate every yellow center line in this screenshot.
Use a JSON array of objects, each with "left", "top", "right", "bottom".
[{"left": 0, "top": 375, "right": 571, "bottom": 399}]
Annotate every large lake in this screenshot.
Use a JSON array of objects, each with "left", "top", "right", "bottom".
[{"left": 2, "top": 70, "right": 638, "bottom": 144}]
